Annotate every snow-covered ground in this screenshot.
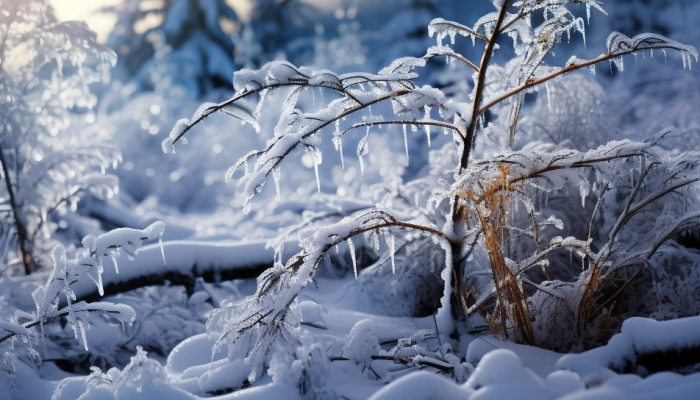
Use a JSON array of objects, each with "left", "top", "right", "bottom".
[{"left": 4, "top": 272, "right": 700, "bottom": 399}]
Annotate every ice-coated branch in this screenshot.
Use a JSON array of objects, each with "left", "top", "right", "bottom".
[
  {"left": 339, "top": 120, "right": 465, "bottom": 145},
  {"left": 424, "top": 45, "right": 480, "bottom": 72},
  {"left": 206, "top": 209, "right": 449, "bottom": 380},
  {"left": 478, "top": 33, "right": 698, "bottom": 118},
  {"left": 428, "top": 18, "right": 488, "bottom": 46},
  {"left": 647, "top": 211, "right": 700, "bottom": 258},
  {"left": 462, "top": 0, "right": 510, "bottom": 170},
  {"left": 28, "top": 221, "right": 165, "bottom": 350},
  {"left": 227, "top": 90, "right": 411, "bottom": 212},
  {"left": 162, "top": 61, "right": 420, "bottom": 152},
  {"left": 0, "top": 302, "right": 135, "bottom": 346}
]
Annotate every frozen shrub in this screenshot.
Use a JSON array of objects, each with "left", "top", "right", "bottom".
[
  {"left": 167, "top": 0, "right": 699, "bottom": 391},
  {"left": 0, "top": 0, "right": 120, "bottom": 274},
  {"left": 0, "top": 222, "right": 165, "bottom": 366}
]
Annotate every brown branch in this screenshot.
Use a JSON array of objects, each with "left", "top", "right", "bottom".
[
  {"left": 461, "top": 0, "right": 510, "bottom": 170},
  {"left": 170, "top": 75, "right": 411, "bottom": 146},
  {"left": 425, "top": 50, "right": 479, "bottom": 72},
  {"left": 477, "top": 43, "right": 695, "bottom": 117},
  {"left": 0, "top": 307, "right": 125, "bottom": 344},
  {"left": 0, "top": 139, "right": 30, "bottom": 274}
]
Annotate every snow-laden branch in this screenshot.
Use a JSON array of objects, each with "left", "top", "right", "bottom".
[{"left": 24, "top": 221, "right": 165, "bottom": 350}]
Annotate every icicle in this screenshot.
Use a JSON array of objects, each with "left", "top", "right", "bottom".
[
  {"left": 347, "top": 238, "right": 358, "bottom": 279},
  {"left": 335, "top": 244, "right": 339, "bottom": 254},
  {"left": 586, "top": 3, "right": 591, "bottom": 24},
  {"left": 77, "top": 319, "right": 88, "bottom": 351},
  {"left": 357, "top": 128, "right": 370, "bottom": 173},
  {"left": 313, "top": 151, "right": 321, "bottom": 193},
  {"left": 403, "top": 124, "right": 409, "bottom": 162},
  {"left": 335, "top": 136, "right": 345, "bottom": 170},
  {"left": 424, "top": 104, "right": 433, "bottom": 147},
  {"left": 253, "top": 88, "right": 268, "bottom": 119},
  {"left": 333, "top": 120, "right": 345, "bottom": 169},
  {"left": 273, "top": 165, "right": 281, "bottom": 201},
  {"left": 663, "top": 49, "right": 667, "bottom": 65},
  {"left": 159, "top": 230, "right": 166, "bottom": 267},
  {"left": 588, "top": 64, "right": 595, "bottom": 75},
  {"left": 372, "top": 231, "right": 380, "bottom": 252},
  {"left": 579, "top": 178, "right": 590, "bottom": 208},
  {"left": 111, "top": 254, "right": 119, "bottom": 274},
  {"left": 386, "top": 234, "right": 395, "bottom": 274},
  {"left": 545, "top": 81, "right": 553, "bottom": 111}
]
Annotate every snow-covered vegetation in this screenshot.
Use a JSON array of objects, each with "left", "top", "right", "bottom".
[{"left": 2, "top": 0, "right": 700, "bottom": 399}]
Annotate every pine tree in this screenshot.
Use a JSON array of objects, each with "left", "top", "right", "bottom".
[{"left": 104, "top": 0, "right": 239, "bottom": 95}]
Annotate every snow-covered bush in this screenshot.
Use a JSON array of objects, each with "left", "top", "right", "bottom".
[
  {"left": 0, "top": 0, "right": 120, "bottom": 274},
  {"left": 0, "top": 222, "right": 165, "bottom": 368},
  {"left": 165, "top": 0, "right": 699, "bottom": 394}
]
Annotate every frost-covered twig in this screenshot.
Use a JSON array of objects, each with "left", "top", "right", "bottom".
[
  {"left": 24, "top": 221, "right": 165, "bottom": 350},
  {"left": 0, "top": 302, "right": 135, "bottom": 345}
]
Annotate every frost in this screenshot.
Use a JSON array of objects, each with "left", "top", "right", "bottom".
[
  {"left": 222, "top": 102, "right": 260, "bottom": 133},
  {"left": 163, "top": 118, "right": 190, "bottom": 153},
  {"left": 544, "top": 215, "right": 564, "bottom": 230},
  {"left": 606, "top": 32, "right": 698, "bottom": 65},
  {"left": 342, "top": 320, "right": 379, "bottom": 367},
  {"left": 428, "top": 18, "right": 484, "bottom": 47},
  {"left": 28, "top": 222, "right": 165, "bottom": 350}
]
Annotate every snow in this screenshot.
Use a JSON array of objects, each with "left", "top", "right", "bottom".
[
  {"left": 3, "top": 1, "right": 700, "bottom": 399},
  {"left": 557, "top": 316, "right": 700, "bottom": 376}
]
